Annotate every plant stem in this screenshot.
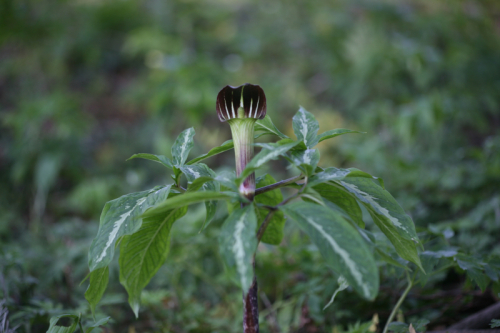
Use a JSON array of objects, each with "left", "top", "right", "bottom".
[
  {"left": 255, "top": 174, "right": 304, "bottom": 196},
  {"left": 227, "top": 117, "right": 260, "bottom": 332},
  {"left": 382, "top": 270, "right": 414, "bottom": 333},
  {"left": 244, "top": 275, "right": 259, "bottom": 333}
]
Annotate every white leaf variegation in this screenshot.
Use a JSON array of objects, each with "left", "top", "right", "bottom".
[
  {"left": 279, "top": 202, "right": 379, "bottom": 300},
  {"left": 288, "top": 148, "right": 320, "bottom": 176},
  {"left": 171, "top": 127, "right": 195, "bottom": 167},
  {"left": 219, "top": 205, "right": 258, "bottom": 294},
  {"left": 292, "top": 107, "right": 320, "bottom": 148},
  {"left": 339, "top": 177, "right": 419, "bottom": 243},
  {"left": 88, "top": 186, "right": 173, "bottom": 271}
]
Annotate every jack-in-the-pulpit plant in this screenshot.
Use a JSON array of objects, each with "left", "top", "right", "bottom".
[
  {"left": 217, "top": 83, "right": 266, "bottom": 201},
  {"left": 85, "top": 83, "right": 424, "bottom": 332}
]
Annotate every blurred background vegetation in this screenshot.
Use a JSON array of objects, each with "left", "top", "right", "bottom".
[{"left": 1, "top": 0, "right": 499, "bottom": 332}]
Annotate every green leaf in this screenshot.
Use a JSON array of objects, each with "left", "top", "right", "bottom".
[
  {"left": 255, "top": 175, "right": 285, "bottom": 245},
  {"left": 85, "top": 266, "right": 109, "bottom": 318},
  {"left": 186, "top": 176, "right": 213, "bottom": 192},
  {"left": 300, "top": 187, "right": 326, "bottom": 206},
  {"left": 491, "top": 319, "right": 500, "bottom": 328},
  {"left": 313, "top": 183, "right": 364, "bottom": 228},
  {"left": 419, "top": 250, "right": 458, "bottom": 285},
  {"left": 120, "top": 206, "right": 187, "bottom": 317},
  {"left": 484, "top": 258, "right": 500, "bottom": 281},
  {"left": 340, "top": 177, "right": 419, "bottom": 244},
  {"left": 47, "top": 314, "right": 79, "bottom": 333},
  {"left": 375, "top": 248, "right": 408, "bottom": 270},
  {"left": 455, "top": 254, "right": 490, "bottom": 291},
  {"left": 255, "top": 115, "right": 288, "bottom": 139},
  {"left": 387, "top": 322, "right": 409, "bottom": 333},
  {"left": 317, "top": 129, "right": 363, "bottom": 143},
  {"left": 240, "top": 141, "right": 300, "bottom": 180},
  {"left": 88, "top": 186, "right": 173, "bottom": 271},
  {"left": 277, "top": 138, "right": 308, "bottom": 151},
  {"left": 292, "top": 107, "right": 320, "bottom": 148},
  {"left": 219, "top": 205, "right": 258, "bottom": 293},
  {"left": 171, "top": 127, "right": 195, "bottom": 167},
  {"left": 181, "top": 163, "right": 219, "bottom": 228},
  {"left": 84, "top": 317, "right": 110, "bottom": 333},
  {"left": 186, "top": 140, "right": 234, "bottom": 165},
  {"left": 280, "top": 202, "right": 379, "bottom": 300},
  {"left": 288, "top": 149, "right": 320, "bottom": 176},
  {"left": 412, "top": 319, "right": 430, "bottom": 332},
  {"left": 215, "top": 171, "right": 238, "bottom": 192},
  {"left": 127, "top": 153, "right": 173, "bottom": 169},
  {"left": 143, "top": 191, "right": 236, "bottom": 218}
]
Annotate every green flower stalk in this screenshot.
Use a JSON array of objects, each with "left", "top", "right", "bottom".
[{"left": 217, "top": 83, "right": 267, "bottom": 201}]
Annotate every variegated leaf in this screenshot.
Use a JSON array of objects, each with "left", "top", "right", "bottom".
[
  {"left": 279, "top": 202, "right": 379, "bottom": 300},
  {"left": 313, "top": 183, "right": 364, "bottom": 227},
  {"left": 292, "top": 107, "right": 320, "bottom": 148},
  {"left": 127, "top": 153, "right": 173, "bottom": 169},
  {"left": 171, "top": 127, "right": 195, "bottom": 167},
  {"left": 308, "top": 168, "right": 352, "bottom": 187},
  {"left": 88, "top": 186, "right": 172, "bottom": 271},
  {"left": 181, "top": 163, "right": 215, "bottom": 181},
  {"left": 219, "top": 205, "right": 258, "bottom": 294},
  {"left": 309, "top": 168, "right": 383, "bottom": 188},
  {"left": 370, "top": 212, "right": 422, "bottom": 271},
  {"left": 288, "top": 148, "right": 320, "bottom": 176},
  {"left": 323, "top": 178, "right": 423, "bottom": 270},
  {"left": 119, "top": 206, "right": 187, "bottom": 317},
  {"left": 181, "top": 163, "right": 219, "bottom": 228},
  {"left": 339, "top": 177, "right": 419, "bottom": 243},
  {"left": 240, "top": 141, "right": 300, "bottom": 180}
]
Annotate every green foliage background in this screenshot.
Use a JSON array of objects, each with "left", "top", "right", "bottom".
[{"left": 1, "top": 0, "right": 499, "bottom": 331}]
